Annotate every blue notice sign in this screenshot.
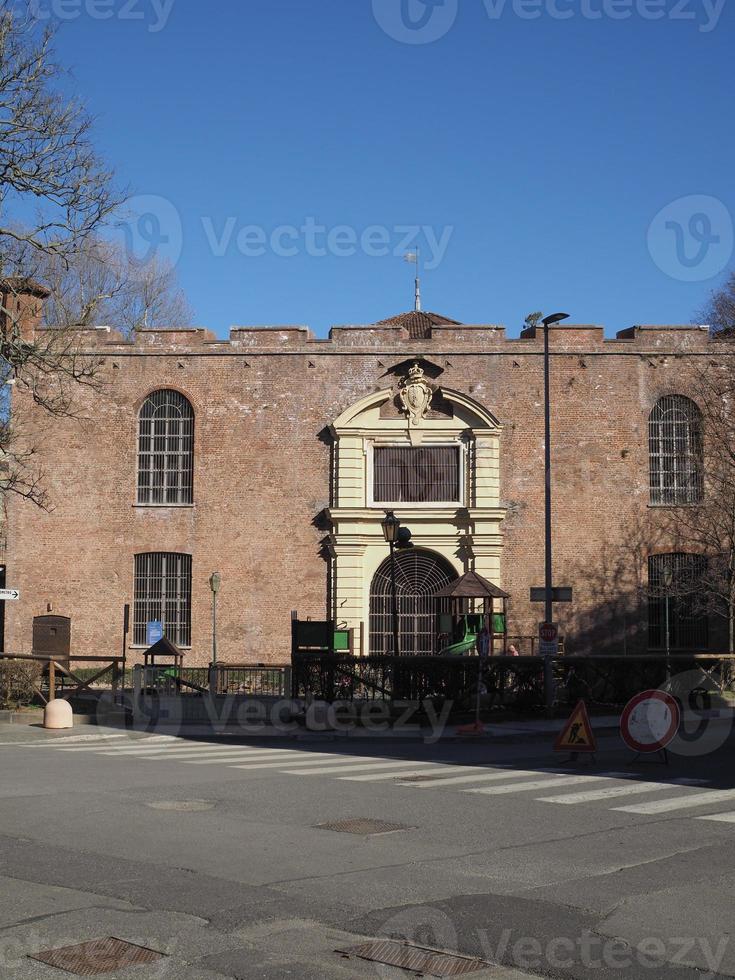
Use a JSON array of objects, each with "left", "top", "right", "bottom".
[{"left": 146, "top": 620, "right": 164, "bottom": 645}]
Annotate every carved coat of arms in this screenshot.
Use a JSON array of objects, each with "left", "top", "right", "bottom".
[{"left": 399, "top": 363, "right": 434, "bottom": 427}]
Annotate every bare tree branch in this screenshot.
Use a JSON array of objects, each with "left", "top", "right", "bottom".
[
  {"left": 0, "top": 3, "right": 126, "bottom": 508},
  {"left": 698, "top": 269, "right": 735, "bottom": 337},
  {"left": 3, "top": 235, "right": 194, "bottom": 336}
]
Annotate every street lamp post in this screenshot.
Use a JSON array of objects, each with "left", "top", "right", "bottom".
[
  {"left": 209, "top": 572, "right": 221, "bottom": 668},
  {"left": 381, "top": 511, "right": 401, "bottom": 657},
  {"left": 541, "top": 312, "right": 570, "bottom": 711}
]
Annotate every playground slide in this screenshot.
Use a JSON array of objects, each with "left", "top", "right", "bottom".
[{"left": 440, "top": 636, "right": 478, "bottom": 656}]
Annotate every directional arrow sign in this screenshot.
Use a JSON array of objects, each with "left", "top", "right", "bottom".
[{"left": 0, "top": 589, "right": 20, "bottom": 601}]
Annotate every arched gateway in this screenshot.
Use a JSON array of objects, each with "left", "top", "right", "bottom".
[
  {"left": 369, "top": 549, "right": 457, "bottom": 656},
  {"left": 328, "top": 360, "right": 507, "bottom": 656}
]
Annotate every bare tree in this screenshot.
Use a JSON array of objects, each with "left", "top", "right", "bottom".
[
  {"left": 666, "top": 362, "right": 735, "bottom": 654},
  {"left": 698, "top": 269, "right": 735, "bottom": 336},
  {"left": 4, "top": 236, "right": 193, "bottom": 335},
  {"left": 0, "top": 4, "right": 124, "bottom": 507},
  {"left": 0, "top": 4, "right": 121, "bottom": 260},
  {"left": 524, "top": 311, "right": 543, "bottom": 331}
]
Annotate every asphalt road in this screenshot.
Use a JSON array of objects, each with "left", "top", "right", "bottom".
[{"left": 0, "top": 720, "right": 733, "bottom": 979}]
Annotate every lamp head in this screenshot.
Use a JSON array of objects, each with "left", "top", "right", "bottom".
[
  {"left": 381, "top": 510, "right": 400, "bottom": 544},
  {"left": 542, "top": 312, "right": 570, "bottom": 326}
]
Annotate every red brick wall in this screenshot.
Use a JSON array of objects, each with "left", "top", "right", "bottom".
[{"left": 5, "top": 323, "right": 730, "bottom": 663}]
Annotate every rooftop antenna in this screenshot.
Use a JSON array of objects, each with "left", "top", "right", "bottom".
[{"left": 404, "top": 249, "right": 421, "bottom": 312}]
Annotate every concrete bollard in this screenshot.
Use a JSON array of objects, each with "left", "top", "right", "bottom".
[{"left": 44, "top": 699, "right": 73, "bottom": 730}]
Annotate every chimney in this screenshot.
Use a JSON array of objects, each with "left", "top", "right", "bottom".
[{"left": 0, "top": 277, "right": 50, "bottom": 341}]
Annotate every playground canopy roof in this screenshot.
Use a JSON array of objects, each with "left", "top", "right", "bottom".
[
  {"left": 144, "top": 636, "right": 184, "bottom": 659},
  {"left": 433, "top": 570, "right": 509, "bottom": 600}
]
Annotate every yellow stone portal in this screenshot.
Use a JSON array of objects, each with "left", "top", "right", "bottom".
[{"left": 328, "top": 378, "right": 506, "bottom": 655}]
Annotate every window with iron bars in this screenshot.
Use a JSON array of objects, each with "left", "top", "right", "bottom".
[
  {"left": 649, "top": 395, "right": 702, "bottom": 505},
  {"left": 133, "top": 552, "right": 192, "bottom": 647},
  {"left": 373, "top": 446, "right": 462, "bottom": 504},
  {"left": 648, "top": 552, "right": 708, "bottom": 650},
  {"left": 369, "top": 550, "right": 456, "bottom": 655},
  {"left": 137, "top": 390, "right": 194, "bottom": 505}
]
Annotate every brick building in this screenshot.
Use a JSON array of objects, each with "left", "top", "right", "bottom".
[{"left": 4, "top": 285, "right": 731, "bottom": 664}]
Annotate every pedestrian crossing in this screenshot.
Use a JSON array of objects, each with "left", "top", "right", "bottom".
[{"left": 16, "top": 733, "right": 735, "bottom": 825}]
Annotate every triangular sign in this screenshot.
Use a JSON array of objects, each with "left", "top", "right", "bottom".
[{"left": 554, "top": 700, "right": 597, "bottom": 753}]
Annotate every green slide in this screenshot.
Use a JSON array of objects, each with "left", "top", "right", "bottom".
[{"left": 440, "top": 616, "right": 479, "bottom": 656}]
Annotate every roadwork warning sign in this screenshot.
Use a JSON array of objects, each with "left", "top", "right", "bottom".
[{"left": 554, "top": 700, "right": 597, "bottom": 754}]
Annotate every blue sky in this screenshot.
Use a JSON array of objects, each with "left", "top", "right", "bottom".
[{"left": 50, "top": 0, "right": 734, "bottom": 337}]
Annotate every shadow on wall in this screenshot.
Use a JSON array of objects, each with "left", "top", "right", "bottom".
[{"left": 567, "top": 512, "right": 727, "bottom": 656}]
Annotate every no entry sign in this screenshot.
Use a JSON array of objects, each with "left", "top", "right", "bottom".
[{"left": 621, "top": 690, "right": 681, "bottom": 754}]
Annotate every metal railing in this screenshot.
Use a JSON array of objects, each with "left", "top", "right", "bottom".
[
  {"left": 210, "top": 665, "right": 290, "bottom": 697},
  {"left": 133, "top": 664, "right": 290, "bottom": 698},
  {"left": 292, "top": 652, "right": 735, "bottom": 710}
]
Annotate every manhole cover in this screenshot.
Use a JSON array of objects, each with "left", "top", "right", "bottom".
[
  {"left": 30, "top": 937, "right": 164, "bottom": 976},
  {"left": 338, "top": 940, "right": 489, "bottom": 977},
  {"left": 315, "top": 818, "right": 411, "bottom": 835},
  {"left": 147, "top": 800, "right": 215, "bottom": 812}
]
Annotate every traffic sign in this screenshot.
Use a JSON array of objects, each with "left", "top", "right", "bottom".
[
  {"left": 538, "top": 621, "right": 558, "bottom": 656},
  {"left": 621, "top": 690, "right": 680, "bottom": 754},
  {"left": 530, "top": 587, "right": 573, "bottom": 603},
  {"left": 0, "top": 588, "right": 20, "bottom": 601},
  {"left": 554, "top": 700, "right": 597, "bottom": 754}
]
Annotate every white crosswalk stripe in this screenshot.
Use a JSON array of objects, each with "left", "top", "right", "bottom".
[
  {"left": 613, "top": 789, "right": 735, "bottom": 815},
  {"left": 340, "top": 767, "right": 463, "bottom": 782},
  {"left": 14, "top": 735, "right": 734, "bottom": 825},
  {"left": 231, "top": 755, "right": 413, "bottom": 772},
  {"left": 95, "top": 746, "right": 298, "bottom": 759},
  {"left": 282, "top": 760, "right": 434, "bottom": 776},
  {"left": 26, "top": 735, "right": 137, "bottom": 750},
  {"left": 698, "top": 812, "right": 735, "bottom": 824},
  {"left": 404, "top": 768, "right": 552, "bottom": 789},
  {"left": 56, "top": 736, "right": 180, "bottom": 752},
  {"left": 465, "top": 772, "right": 635, "bottom": 796},
  {"left": 182, "top": 750, "right": 336, "bottom": 765},
  {"left": 34, "top": 733, "right": 130, "bottom": 743},
  {"left": 538, "top": 777, "right": 707, "bottom": 804}
]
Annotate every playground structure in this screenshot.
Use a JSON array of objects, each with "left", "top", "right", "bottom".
[{"left": 434, "top": 571, "right": 509, "bottom": 657}]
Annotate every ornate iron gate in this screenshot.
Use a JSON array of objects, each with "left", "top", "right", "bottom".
[{"left": 369, "top": 550, "right": 456, "bottom": 655}]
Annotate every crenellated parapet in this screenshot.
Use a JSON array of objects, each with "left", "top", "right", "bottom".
[{"left": 36, "top": 318, "right": 734, "bottom": 355}]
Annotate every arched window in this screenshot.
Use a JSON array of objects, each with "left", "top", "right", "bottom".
[
  {"left": 649, "top": 395, "right": 702, "bottom": 505},
  {"left": 133, "top": 552, "right": 192, "bottom": 647},
  {"left": 369, "top": 550, "right": 456, "bottom": 656},
  {"left": 137, "top": 390, "right": 194, "bottom": 505}
]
